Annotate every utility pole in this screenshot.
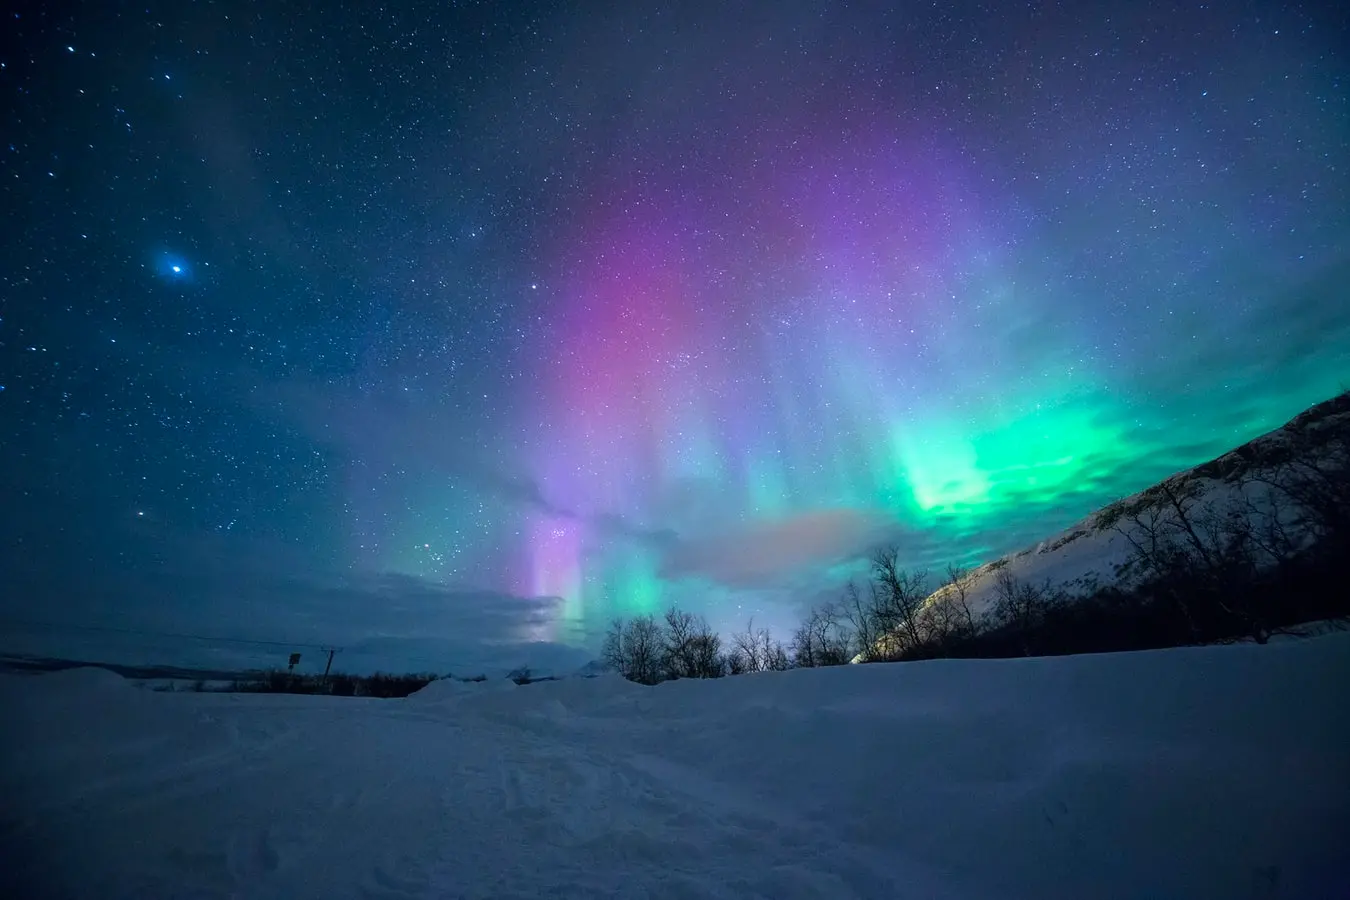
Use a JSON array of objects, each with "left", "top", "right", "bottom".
[{"left": 321, "top": 647, "right": 337, "bottom": 686}]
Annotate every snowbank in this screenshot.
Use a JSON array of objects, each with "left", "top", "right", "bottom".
[{"left": 2, "top": 639, "right": 1347, "bottom": 899}]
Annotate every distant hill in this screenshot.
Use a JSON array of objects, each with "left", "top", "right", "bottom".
[
  {"left": 0, "top": 653, "right": 247, "bottom": 683},
  {"left": 573, "top": 658, "right": 613, "bottom": 678}
]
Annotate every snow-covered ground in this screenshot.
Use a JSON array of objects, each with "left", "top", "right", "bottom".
[{"left": 2, "top": 635, "right": 1347, "bottom": 900}]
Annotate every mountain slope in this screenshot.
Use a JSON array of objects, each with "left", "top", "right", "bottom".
[{"left": 939, "top": 391, "right": 1350, "bottom": 620}]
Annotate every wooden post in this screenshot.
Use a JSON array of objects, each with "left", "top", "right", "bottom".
[{"left": 321, "top": 647, "right": 336, "bottom": 685}]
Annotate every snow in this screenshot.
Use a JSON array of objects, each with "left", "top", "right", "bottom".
[
  {"left": 2, "top": 636, "right": 1348, "bottom": 899},
  {"left": 940, "top": 471, "right": 1245, "bottom": 619},
  {"left": 943, "top": 471, "right": 1297, "bottom": 620},
  {"left": 943, "top": 396, "right": 1350, "bottom": 618}
]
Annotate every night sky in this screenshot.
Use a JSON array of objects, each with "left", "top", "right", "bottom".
[{"left": 2, "top": 1, "right": 1348, "bottom": 673}]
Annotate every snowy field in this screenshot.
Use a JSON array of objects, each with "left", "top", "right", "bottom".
[{"left": 2, "top": 636, "right": 1348, "bottom": 899}]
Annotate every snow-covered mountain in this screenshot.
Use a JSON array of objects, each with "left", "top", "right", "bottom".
[{"left": 936, "top": 391, "right": 1350, "bottom": 619}]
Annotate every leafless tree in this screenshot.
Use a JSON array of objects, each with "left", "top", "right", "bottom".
[
  {"left": 691, "top": 630, "right": 726, "bottom": 678},
  {"left": 842, "top": 581, "right": 881, "bottom": 662},
  {"left": 915, "top": 565, "right": 982, "bottom": 655},
  {"left": 661, "top": 607, "right": 699, "bottom": 680},
  {"left": 601, "top": 615, "right": 666, "bottom": 685},
  {"left": 601, "top": 618, "right": 626, "bottom": 674},
  {"left": 990, "top": 569, "right": 1060, "bottom": 656},
  {"left": 1114, "top": 482, "right": 1210, "bottom": 642},
  {"left": 730, "top": 618, "right": 790, "bottom": 673},
  {"left": 1260, "top": 426, "right": 1350, "bottom": 551},
  {"left": 941, "top": 564, "right": 979, "bottom": 638},
  {"left": 660, "top": 607, "right": 725, "bottom": 679},
  {"left": 789, "top": 620, "right": 817, "bottom": 668},
  {"left": 791, "top": 602, "right": 852, "bottom": 667},
  {"left": 729, "top": 619, "right": 764, "bottom": 673},
  {"left": 726, "top": 645, "right": 749, "bottom": 675},
  {"left": 916, "top": 591, "right": 960, "bottom": 655},
  {"left": 1114, "top": 478, "right": 1271, "bottom": 642},
  {"left": 869, "top": 547, "right": 929, "bottom": 657},
  {"left": 764, "top": 635, "right": 791, "bottom": 671},
  {"left": 1237, "top": 483, "right": 1301, "bottom": 572}
]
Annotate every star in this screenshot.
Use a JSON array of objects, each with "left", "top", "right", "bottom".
[
  {"left": 154, "top": 253, "right": 192, "bottom": 282},
  {"left": 3, "top": 0, "right": 1347, "bottom": 672}
]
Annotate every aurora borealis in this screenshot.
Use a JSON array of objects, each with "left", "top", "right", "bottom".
[{"left": 2, "top": 1, "right": 1348, "bottom": 669}]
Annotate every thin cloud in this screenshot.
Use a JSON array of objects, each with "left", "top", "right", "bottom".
[{"left": 659, "top": 507, "right": 895, "bottom": 589}]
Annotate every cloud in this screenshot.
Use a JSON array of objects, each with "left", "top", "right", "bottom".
[
  {"left": 0, "top": 523, "right": 586, "bottom": 675},
  {"left": 659, "top": 507, "right": 895, "bottom": 589},
  {"left": 277, "top": 572, "right": 563, "bottom": 647}
]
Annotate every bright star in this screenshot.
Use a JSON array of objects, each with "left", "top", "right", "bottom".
[{"left": 155, "top": 253, "right": 192, "bottom": 282}]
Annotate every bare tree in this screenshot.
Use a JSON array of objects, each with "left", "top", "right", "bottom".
[
  {"left": 729, "top": 619, "right": 763, "bottom": 673},
  {"left": 789, "top": 620, "right": 817, "bottom": 668},
  {"left": 916, "top": 591, "right": 959, "bottom": 656},
  {"left": 726, "top": 644, "right": 749, "bottom": 675},
  {"left": 689, "top": 630, "right": 725, "bottom": 678},
  {"left": 942, "top": 564, "right": 979, "bottom": 638},
  {"left": 990, "top": 569, "right": 1060, "bottom": 656},
  {"left": 1114, "top": 478, "right": 1274, "bottom": 643},
  {"left": 730, "top": 618, "right": 790, "bottom": 673},
  {"left": 601, "top": 615, "right": 666, "bottom": 685},
  {"left": 907, "top": 558, "right": 982, "bottom": 658},
  {"left": 1114, "top": 497, "right": 1200, "bottom": 641},
  {"left": 1261, "top": 424, "right": 1350, "bottom": 552},
  {"left": 842, "top": 581, "right": 882, "bottom": 662},
  {"left": 661, "top": 607, "right": 699, "bottom": 680},
  {"left": 870, "top": 547, "right": 929, "bottom": 657},
  {"left": 601, "top": 619, "right": 626, "bottom": 672},
  {"left": 659, "top": 607, "right": 725, "bottom": 679},
  {"left": 909, "top": 563, "right": 983, "bottom": 657},
  {"left": 1236, "top": 483, "right": 1301, "bottom": 574},
  {"left": 763, "top": 633, "right": 792, "bottom": 671},
  {"left": 791, "top": 602, "right": 852, "bottom": 667}
]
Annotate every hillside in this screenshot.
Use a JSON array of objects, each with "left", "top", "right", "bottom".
[{"left": 929, "top": 391, "right": 1350, "bottom": 621}]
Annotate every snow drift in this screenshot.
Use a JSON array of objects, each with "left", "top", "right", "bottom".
[{"left": 2, "top": 635, "right": 1347, "bottom": 899}]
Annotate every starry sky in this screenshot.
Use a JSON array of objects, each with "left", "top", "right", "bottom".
[{"left": 2, "top": 0, "right": 1348, "bottom": 673}]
